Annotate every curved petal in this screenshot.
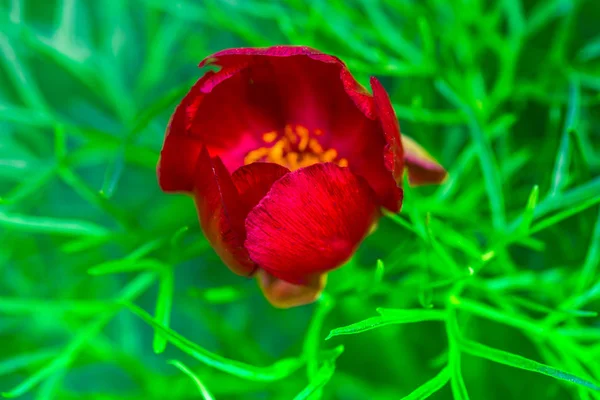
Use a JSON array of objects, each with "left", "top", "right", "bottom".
[
  {"left": 256, "top": 270, "right": 327, "bottom": 308},
  {"left": 402, "top": 135, "right": 448, "bottom": 185},
  {"left": 244, "top": 163, "right": 379, "bottom": 285},
  {"left": 160, "top": 61, "right": 283, "bottom": 177},
  {"left": 231, "top": 162, "right": 290, "bottom": 214},
  {"left": 370, "top": 77, "right": 404, "bottom": 183},
  {"left": 200, "top": 46, "right": 375, "bottom": 118},
  {"left": 203, "top": 47, "right": 405, "bottom": 211},
  {"left": 193, "top": 147, "right": 256, "bottom": 276},
  {"left": 157, "top": 134, "right": 204, "bottom": 193}
]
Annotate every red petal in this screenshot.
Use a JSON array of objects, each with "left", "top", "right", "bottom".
[
  {"left": 157, "top": 134, "right": 204, "bottom": 193},
  {"left": 203, "top": 47, "right": 404, "bottom": 211},
  {"left": 370, "top": 77, "right": 404, "bottom": 182},
  {"left": 402, "top": 135, "right": 448, "bottom": 185},
  {"left": 244, "top": 163, "right": 379, "bottom": 285},
  {"left": 200, "top": 46, "right": 375, "bottom": 118},
  {"left": 256, "top": 270, "right": 327, "bottom": 308},
  {"left": 193, "top": 147, "right": 256, "bottom": 276},
  {"left": 231, "top": 162, "right": 290, "bottom": 214}
]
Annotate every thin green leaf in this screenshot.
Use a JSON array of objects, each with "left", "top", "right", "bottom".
[
  {"left": 125, "top": 302, "right": 305, "bottom": 381},
  {"left": 520, "top": 185, "right": 539, "bottom": 231},
  {"left": 326, "top": 309, "right": 445, "bottom": 340},
  {"left": 446, "top": 307, "right": 470, "bottom": 400},
  {"left": 99, "top": 148, "right": 125, "bottom": 198},
  {"left": 0, "top": 349, "right": 59, "bottom": 376},
  {"left": 460, "top": 339, "right": 600, "bottom": 392},
  {"left": 0, "top": 211, "right": 110, "bottom": 237},
  {"left": 400, "top": 367, "right": 450, "bottom": 400},
  {"left": 436, "top": 79, "right": 505, "bottom": 230},
  {"left": 153, "top": 268, "right": 174, "bottom": 354},
  {"left": 2, "top": 273, "right": 155, "bottom": 398},
  {"left": 530, "top": 196, "right": 600, "bottom": 234},
  {"left": 550, "top": 80, "right": 579, "bottom": 195},
  {"left": 455, "top": 297, "right": 546, "bottom": 336},
  {"left": 292, "top": 360, "right": 336, "bottom": 400},
  {"left": 576, "top": 207, "right": 600, "bottom": 292},
  {"left": 0, "top": 298, "right": 114, "bottom": 315},
  {"left": 87, "top": 258, "right": 166, "bottom": 275},
  {"left": 168, "top": 360, "right": 214, "bottom": 400}
]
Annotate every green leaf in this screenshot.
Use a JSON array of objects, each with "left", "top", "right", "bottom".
[
  {"left": 436, "top": 79, "right": 505, "bottom": 230},
  {"left": 0, "top": 211, "right": 110, "bottom": 237},
  {"left": 520, "top": 185, "right": 539, "bottom": 232},
  {"left": 550, "top": 80, "right": 579, "bottom": 195},
  {"left": 125, "top": 302, "right": 305, "bottom": 381},
  {"left": 292, "top": 360, "right": 337, "bottom": 400},
  {"left": 326, "top": 309, "right": 445, "bottom": 340},
  {"left": 168, "top": 360, "right": 214, "bottom": 400},
  {"left": 460, "top": 338, "right": 600, "bottom": 392},
  {"left": 2, "top": 274, "right": 156, "bottom": 398},
  {"left": 446, "top": 307, "right": 470, "bottom": 400},
  {"left": 400, "top": 367, "right": 450, "bottom": 400},
  {"left": 87, "top": 258, "right": 167, "bottom": 275},
  {"left": 0, "top": 349, "right": 59, "bottom": 376},
  {"left": 153, "top": 269, "right": 174, "bottom": 354}
]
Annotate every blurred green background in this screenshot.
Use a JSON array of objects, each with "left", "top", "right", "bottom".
[{"left": 1, "top": 0, "right": 600, "bottom": 399}]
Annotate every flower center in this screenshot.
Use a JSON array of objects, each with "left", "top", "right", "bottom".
[{"left": 244, "top": 124, "right": 348, "bottom": 171}]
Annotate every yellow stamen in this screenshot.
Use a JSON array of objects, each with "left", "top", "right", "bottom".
[
  {"left": 244, "top": 147, "right": 269, "bottom": 164},
  {"left": 284, "top": 124, "right": 296, "bottom": 143},
  {"left": 245, "top": 126, "right": 348, "bottom": 171},
  {"left": 322, "top": 149, "right": 338, "bottom": 162},
  {"left": 286, "top": 153, "right": 299, "bottom": 170},
  {"left": 297, "top": 126, "right": 310, "bottom": 152},
  {"left": 262, "top": 131, "right": 278, "bottom": 143},
  {"left": 308, "top": 138, "right": 323, "bottom": 153},
  {"left": 268, "top": 139, "right": 286, "bottom": 162}
]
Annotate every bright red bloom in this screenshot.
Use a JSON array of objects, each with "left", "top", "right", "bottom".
[{"left": 158, "top": 46, "right": 447, "bottom": 308}]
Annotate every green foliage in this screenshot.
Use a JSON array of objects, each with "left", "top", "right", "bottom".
[{"left": 1, "top": 0, "right": 599, "bottom": 399}]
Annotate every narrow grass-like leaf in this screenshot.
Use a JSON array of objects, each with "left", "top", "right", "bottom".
[
  {"left": 436, "top": 80, "right": 505, "bottom": 230},
  {"left": 153, "top": 269, "right": 174, "bottom": 354},
  {"left": 510, "top": 296, "right": 597, "bottom": 318},
  {"left": 520, "top": 185, "right": 539, "bottom": 231},
  {"left": 2, "top": 273, "right": 155, "bottom": 398},
  {"left": 533, "top": 176, "right": 600, "bottom": 220},
  {"left": 0, "top": 298, "right": 114, "bottom": 315},
  {"left": 550, "top": 81, "right": 579, "bottom": 195},
  {"left": 576, "top": 208, "right": 600, "bottom": 292},
  {"left": 125, "top": 302, "right": 305, "bottom": 381},
  {"left": 292, "top": 360, "right": 336, "bottom": 400},
  {"left": 0, "top": 165, "right": 56, "bottom": 205},
  {"left": 58, "top": 167, "right": 134, "bottom": 229},
  {"left": 302, "top": 293, "right": 334, "bottom": 381},
  {"left": 0, "top": 211, "right": 109, "bottom": 237},
  {"left": 99, "top": 148, "right": 125, "bottom": 198},
  {"left": 530, "top": 196, "right": 600, "bottom": 235},
  {"left": 88, "top": 258, "right": 166, "bottom": 275},
  {"left": 400, "top": 366, "right": 450, "bottom": 400},
  {"left": 455, "top": 297, "right": 546, "bottom": 335},
  {"left": 446, "top": 307, "right": 470, "bottom": 400},
  {"left": 60, "top": 235, "right": 113, "bottom": 253},
  {"left": 357, "top": 0, "right": 421, "bottom": 63},
  {"left": 326, "top": 309, "right": 445, "bottom": 340},
  {"left": 577, "top": 34, "right": 600, "bottom": 61},
  {"left": 460, "top": 338, "right": 600, "bottom": 392},
  {"left": 168, "top": 360, "right": 214, "bottom": 400},
  {"left": 0, "top": 349, "right": 59, "bottom": 375},
  {"left": 384, "top": 210, "right": 416, "bottom": 233}
]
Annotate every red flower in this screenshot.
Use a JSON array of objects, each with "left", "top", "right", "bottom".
[{"left": 158, "top": 46, "right": 447, "bottom": 308}]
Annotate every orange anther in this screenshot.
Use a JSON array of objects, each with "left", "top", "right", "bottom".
[{"left": 262, "top": 131, "right": 278, "bottom": 143}]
